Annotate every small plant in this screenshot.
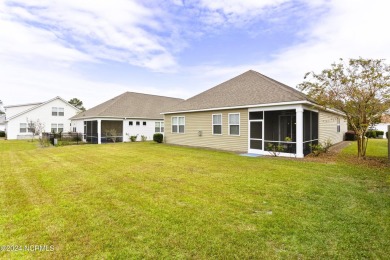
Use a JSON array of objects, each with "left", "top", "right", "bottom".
[
  {"left": 309, "top": 139, "right": 333, "bottom": 156},
  {"left": 130, "top": 135, "right": 138, "bottom": 142},
  {"left": 309, "top": 144, "right": 324, "bottom": 156},
  {"left": 267, "top": 143, "right": 284, "bottom": 157},
  {"left": 153, "top": 133, "right": 163, "bottom": 143},
  {"left": 141, "top": 135, "right": 147, "bottom": 141},
  {"left": 105, "top": 129, "right": 118, "bottom": 143},
  {"left": 322, "top": 139, "right": 333, "bottom": 153},
  {"left": 284, "top": 136, "right": 292, "bottom": 142}
]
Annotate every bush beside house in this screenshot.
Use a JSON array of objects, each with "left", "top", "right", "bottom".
[{"left": 153, "top": 133, "right": 163, "bottom": 143}]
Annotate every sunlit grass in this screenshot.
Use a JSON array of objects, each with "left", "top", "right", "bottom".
[{"left": 0, "top": 140, "right": 389, "bottom": 259}]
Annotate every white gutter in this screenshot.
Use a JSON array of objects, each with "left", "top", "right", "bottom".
[{"left": 161, "top": 100, "right": 346, "bottom": 117}]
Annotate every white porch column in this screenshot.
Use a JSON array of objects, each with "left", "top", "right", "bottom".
[
  {"left": 97, "top": 119, "right": 101, "bottom": 144},
  {"left": 296, "top": 106, "right": 304, "bottom": 158},
  {"left": 122, "top": 119, "right": 126, "bottom": 143}
]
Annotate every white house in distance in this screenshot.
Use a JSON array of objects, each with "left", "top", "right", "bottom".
[
  {"left": 373, "top": 113, "right": 390, "bottom": 138},
  {"left": 4, "top": 96, "right": 80, "bottom": 139},
  {"left": 70, "top": 92, "right": 183, "bottom": 144}
]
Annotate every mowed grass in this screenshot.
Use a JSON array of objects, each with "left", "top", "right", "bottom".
[
  {"left": 342, "top": 138, "right": 388, "bottom": 158},
  {"left": 0, "top": 140, "right": 389, "bottom": 259}
]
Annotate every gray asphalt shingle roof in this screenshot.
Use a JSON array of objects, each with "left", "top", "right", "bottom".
[
  {"left": 163, "top": 70, "right": 310, "bottom": 113},
  {"left": 71, "top": 92, "right": 183, "bottom": 120}
]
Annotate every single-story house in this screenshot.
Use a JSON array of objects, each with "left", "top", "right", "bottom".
[
  {"left": 4, "top": 96, "right": 80, "bottom": 139},
  {"left": 70, "top": 92, "right": 183, "bottom": 144},
  {"left": 162, "top": 70, "right": 348, "bottom": 158},
  {"left": 373, "top": 113, "right": 390, "bottom": 138}
]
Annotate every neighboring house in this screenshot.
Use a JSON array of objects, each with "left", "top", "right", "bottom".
[
  {"left": 4, "top": 97, "right": 80, "bottom": 139},
  {"left": 373, "top": 113, "right": 390, "bottom": 138},
  {"left": 0, "top": 114, "right": 5, "bottom": 131},
  {"left": 162, "top": 70, "right": 347, "bottom": 158},
  {"left": 70, "top": 92, "right": 183, "bottom": 144}
]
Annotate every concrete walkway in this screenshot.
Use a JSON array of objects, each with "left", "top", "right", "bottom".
[{"left": 328, "top": 141, "right": 352, "bottom": 153}]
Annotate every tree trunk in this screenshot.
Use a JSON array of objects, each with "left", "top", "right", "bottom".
[{"left": 356, "top": 134, "right": 366, "bottom": 159}]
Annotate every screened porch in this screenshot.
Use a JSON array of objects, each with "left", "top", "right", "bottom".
[{"left": 248, "top": 108, "right": 319, "bottom": 157}]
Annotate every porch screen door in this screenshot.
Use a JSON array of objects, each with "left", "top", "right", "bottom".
[{"left": 250, "top": 121, "right": 263, "bottom": 150}]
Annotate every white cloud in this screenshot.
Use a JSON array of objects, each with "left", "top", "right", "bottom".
[
  {"left": 0, "top": 0, "right": 178, "bottom": 71},
  {"left": 184, "top": 0, "right": 390, "bottom": 91}
]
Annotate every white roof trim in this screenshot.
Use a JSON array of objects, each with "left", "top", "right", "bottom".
[
  {"left": 7, "top": 96, "right": 80, "bottom": 121},
  {"left": 71, "top": 116, "right": 163, "bottom": 120},
  {"left": 162, "top": 101, "right": 314, "bottom": 114},
  {"left": 161, "top": 100, "right": 346, "bottom": 117},
  {"left": 4, "top": 102, "right": 42, "bottom": 109}
]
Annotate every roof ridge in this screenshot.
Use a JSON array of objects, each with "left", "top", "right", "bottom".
[
  {"left": 124, "top": 91, "right": 183, "bottom": 101},
  {"left": 249, "top": 70, "right": 308, "bottom": 101}
]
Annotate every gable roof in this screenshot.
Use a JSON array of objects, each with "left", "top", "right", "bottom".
[
  {"left": 71, "top": 92, "right": 184, "bottom": 120},
  {"left": 6, "top": 96, "right": 80, "bottom": 121},
  {"left": 163, "top": 70, "right": 311, "bottom": 114}
]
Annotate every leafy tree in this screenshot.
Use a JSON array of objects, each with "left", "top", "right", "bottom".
[
  {"left": 68, "top": 98, "right": 86, "bottom": 111},
  {"left": 298, "top": 58, "right": 390, "bottom": 158},
  {"left": 26, "top": 118, "right": 45, "bottom": 142}
]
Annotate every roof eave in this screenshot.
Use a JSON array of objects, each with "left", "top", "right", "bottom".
[{"left": 161, "top": 100, "right": 316, "bottom": 114}]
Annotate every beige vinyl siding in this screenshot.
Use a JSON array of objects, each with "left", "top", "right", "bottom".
[
  {"left": 164, "top": 109, "right": 248, "bottom": 152},
  {"left": 319, "top": 110, "right": 347, "bottom": 144}
]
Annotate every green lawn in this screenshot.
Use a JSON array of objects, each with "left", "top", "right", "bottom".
[
  {"left": 0, "top": 140, "right": 389, "bottom": 259},
  {"left": 342, "top": 138, "right": 389, "bottom": 158}
]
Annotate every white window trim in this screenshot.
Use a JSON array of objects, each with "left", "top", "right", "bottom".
[
  {"left": 52, "top": 107, "right": 58, "bottom": 116},
  {"left": 20, "top": 123, "right": 27, "bottom": 133},
  {"left": 155, "top": 121, "right": 164, "bottom": 133},
  {"left": 51, "top": 123, "right": 58, "bottom": 133},
  {"left": 228, "top": 113, "right": 240, "bottom": 136},
  {"left": 58, "top": 107, "right": 64, "bottom": 116},
  {"left": 212, "top": 113, "right": 222, "bottom": 135},
  {"left": 171, "top": 116, "right": 185, "bottom": 134}
]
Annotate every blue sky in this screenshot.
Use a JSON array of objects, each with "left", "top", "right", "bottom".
[{"left": 1, "top": 0, "right": 390, "bottom": 109}]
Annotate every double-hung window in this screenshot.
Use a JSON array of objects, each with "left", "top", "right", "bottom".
[
  {"left": 20, "top": 123, "right": 27, "bottom": 133},
  {"left": 59, "top": 108, "right": 64, "bottom": 116},
  {"left": 212, "top": 114, "right": 222, "bottom": 135},
  {"left": 58, "top": 123, "right": 64, "bottom": 133},
  {"left": 229, "top": 113, "right": 240, "bottom": 135},
  {"left": 172, "top": 116, "right": 185, "bottom": 133},
  {"left": 52, "top": 107, "right": 58, "bottom": 116},
  {"left": 51, "top": 124, "right": 57, "bottom": 133},
  {"left": 155, "top": 122, "right": 164, "bottom": 133}
]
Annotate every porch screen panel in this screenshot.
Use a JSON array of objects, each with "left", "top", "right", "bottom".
[
  {"left": 312, "top": 112, "right": 319, "bottom": 139},
  {"left": 303, "top": 110, "right": 311, "bottom": 141},
  {"left": 250, "top": 121, "right": 262, "bottom": 150}
]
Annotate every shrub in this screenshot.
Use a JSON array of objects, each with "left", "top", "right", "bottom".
[
  {"left": 309, "top": 139, "right": 332, "bottom": 156},
  {"left": 322, "top": 139, "right": 333, "bottom": 153},
  {"left": 153, "top": 133, "right": 163, "bottom": 143},
  {"left": 366, "top": 131, "right": 377, "bottom": 138},
  {"left": 141, "top": 135, "right": 147, "bottom": 142},
  {"left": 376, "top": 131, "right": 384, "bottom": 136},
  {"left": 310, "top": 144, "right": 324, "bottom": 156},
  {"left": 345, "top": 131, "right": 356, "bottom": 141},
  {"left": 129, "top": 135, "right": 138, "bottom": 142},
  {"left": 0, "top": 131, "right": 5, "bottom": 137},
  {"left": 267, "top": 143, "right": 284, "bottom": 157}
]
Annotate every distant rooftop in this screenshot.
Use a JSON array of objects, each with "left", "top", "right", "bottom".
[{"left": 72, "top": 92, "right": 184, "bottom": 120}]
